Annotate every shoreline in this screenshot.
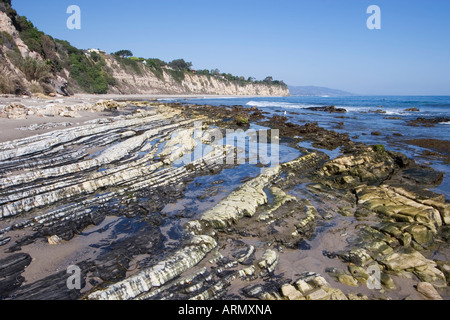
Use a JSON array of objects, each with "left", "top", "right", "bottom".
[
  {"left": 0, "top": 94, "right": 275, "bottom": 143},
  {"left": 0, "top": 96, "right": 449, "bottom": 301}
]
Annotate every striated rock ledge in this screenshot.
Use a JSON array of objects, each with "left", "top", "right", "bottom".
[{"left": 88, "top": 235, "right": 218, "bottom": 300}]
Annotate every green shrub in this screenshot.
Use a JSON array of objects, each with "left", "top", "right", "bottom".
[
  {"left": 168, "top": 59, "right": 192, "bottom": 71},
  {"left": 149, "top": 66, "right": 164, "bottom": 81},
  {"left": 235, "top": 116, "right": 249, "bottom": 126},
  {"left": 0, "top": 65, "right": 17, "bottom": 94},
  {"left": 68, "top": 52, "right": 112, "bottom": 94},
  {"left": 20, "top": 56, "right": 51, "bottom": 82},
  {"left": 29, "top": 79, "right": 44, "bottom": 94},
  {"left": 0, "top": 31, "right": 17, "bottom": 51},
  {"left": 15, "top": 16, "right": 45, "bottom": 55},
  {"left": 167, "top": 69, "right": 185, "bottom": 83},
  {"left": 90, "top": 51, "right": 101, "bottom": 62},
  {"left": 115, "top": 56, "right": 142, "bottom": 75},
  {"left": 372, "top": 144, "right": 386, "bottom": 152}
]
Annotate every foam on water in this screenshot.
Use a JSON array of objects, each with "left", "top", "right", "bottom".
[{"left": 246, "top": 101, "right": 325, "bottom": 109}]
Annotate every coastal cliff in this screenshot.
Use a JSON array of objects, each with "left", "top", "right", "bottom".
[
  {"left": 106, "top": 57, "right": 289, "bottom": 96},
  {"left": 0, "top": 1, "right": 289, "bottom": 97}
]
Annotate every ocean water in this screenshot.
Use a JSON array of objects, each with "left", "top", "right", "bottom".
[{"left": 168, "top": 95, "right": 450, "bottom": 197}]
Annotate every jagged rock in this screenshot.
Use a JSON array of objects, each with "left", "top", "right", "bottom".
[
  {"left": 416, "top": 282, "right": 443, "bottom": 300},
  {"left": 378, "top": 248, "right": 446, "bottom": 288},
  {"left": 405, "top": 224, "right": 434, "bottom": 249},
  {"left": 91, "top": 100, "right": 127, "bottom": 112},
  {"left": 199, "top": 166, "right": 281, "bottom": 229},
  {"left": 356, "top": 185, "right": 443, "bottom": 233},
  {"left": 317, "top": 146, "right": 396, "bottom": 186},
  {"left": 88, "top": 235, "right": 217, "bottom": 300},
  {"left": 0, "top": 253, "right": 32, "bottom": 298},
  {"left": 306, "top": 288, "right": 330, "bottom": 300},
  {"left": 380, "top": 249, "right": 432, "bottom": 270},
  {"left": 47, "top": 235, "right": 62, "bottom": 245},
  {"left": 295, "top": 279, "right": 314, "bottom": 295},
  {"left": 281, "top": 284, "right": 304, "bottom": 300},
  {"left": 2, "top": 103, "right": 28, "bottom": 119},
  {"left": 326, "top": 268, "right": 359, "bottom": 287},
  {"left": 339, "top": 248, "right": 373, "bottom": 267},
  {"left": 191, "top": 152, "right": 323, "bottom": 232},
  {"left": 405, "top": 108, "right": 420, "bottom": 112},
  {"left": 305, "top": 106, "right": 347, "bottom": 113},
  {"left": 258, "top": 249, "right": 279, "bottom": 276},
  {"left": 348, "top": 266, "right": 370, "bottom": 284},
  {"left": 347, "top": 293, "right": 369, "bottom": 300},
  {"left": 380, "top": 272, "right": 396, "bottom": 290},
  {"left": 435, "top": 260, "right": 450, "bottom": 285}
]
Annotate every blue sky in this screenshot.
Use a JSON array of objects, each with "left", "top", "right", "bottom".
[{"left": 11, "top": 0, "right": 450, "bottom": 95}]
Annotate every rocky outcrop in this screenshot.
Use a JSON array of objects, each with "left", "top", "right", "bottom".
[
  {"left": 310, "top": 142, "right": 450, "bottom": 295},
  {"left": 305, "top": 106, "right": 347, "bottom": 113},
  {"left": 88, "top": 235, "right": 217, "bottom": 300},
  {"left": 0, "top": 99, "right": 448, "bottom": 301},
  {"left": 0, "top": 253, "right": 32, "bottom": 298}
]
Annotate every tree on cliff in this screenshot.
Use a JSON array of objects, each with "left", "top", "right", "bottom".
[
  {"left": 169, "top": 59, "right": 193, "bottom": 71},
  {"left": 264, "top": 76, "right": 273, "bottom": 84},
  {"left": 113, "top": 50, "right": 133, "bottom": 59}
]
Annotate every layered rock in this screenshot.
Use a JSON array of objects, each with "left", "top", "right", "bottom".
[{"left": 88, "top": 235, "right": 217, "bottom": 300}]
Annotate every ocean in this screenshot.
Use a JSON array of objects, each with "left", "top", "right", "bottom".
[{"left": 166, "top": 95, "right": 450, "bottom": 197}]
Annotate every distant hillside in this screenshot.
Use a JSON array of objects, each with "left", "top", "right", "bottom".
[
  {"left": 288, "top": 85, "right": 354, "bottom": 97},
  {"left": 0, "top": 0, "right": 289, "bottom": 96}
]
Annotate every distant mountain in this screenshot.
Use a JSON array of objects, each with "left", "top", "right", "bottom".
[{"left": 288, "top": 85, "right": 355, "bottom": 97}]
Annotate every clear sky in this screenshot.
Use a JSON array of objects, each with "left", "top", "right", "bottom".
[{"left": 11, "top": 0, "right": 450, "bottom": 95}]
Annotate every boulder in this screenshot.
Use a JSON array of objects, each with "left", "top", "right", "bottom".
[
  {"left": 348, "top": 265, "right": 370, "bottom": 284},
  {"left": 326, "top": 268, "right": 359, "bottom": 287},
  {"left": 295, "top": 279, "right": 314, "bottom": 295},
  {"left": 405, "top": 107, "right": 420, "bottom": 112},
  {"left": 380, "top": 272, "right": 396, "bottom": 290},
  {"left": 281, "top": 284, "right": 304, "bottom": 300},
  {"left": 380, "top": 249, "right": 432, "bottom": 271},
  {"left": 356, "top": 185, "right": 443, "bottom": 233},
  {"left": 306, "top": 288, "right": 330, "bottom": 300},
  {"left": 416, "top": 282, "right": 443, "bottom": 300},
  {"left": 379, "top": 248, "right": 446, "bottom": 288},
  {"left": 4, "top": 103, "right": 28, "bottom": 119},
  {"left": 405, "top": 225, "right": 434, "bottom": 249},
  {"left": 305, "top": 105, "right": 347, "bottom": 113}
]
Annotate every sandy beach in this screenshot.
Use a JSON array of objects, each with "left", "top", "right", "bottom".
[{"left": 0, "top": 94, "right": 245, "bottom": 143}]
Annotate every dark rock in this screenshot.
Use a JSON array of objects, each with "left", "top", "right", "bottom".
[
  {"left": 0, "top": 253, "right": 32, "bottom": 299},
  {"left": 401, "top": 167, "right": 444, "bottom": 186},
  {"left": 406, "top": 117, "right": 450, "bottom": 127},
  {"left": 404, "top": 139, "right": 450, "bottom": 156},
  {"left": 306, "top": 106, "right": 347, "bottom": 113}
]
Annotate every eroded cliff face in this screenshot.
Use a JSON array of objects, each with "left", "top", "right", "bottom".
[{"left": 106, "top": 58, "right": 289, "bottom": 96}]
